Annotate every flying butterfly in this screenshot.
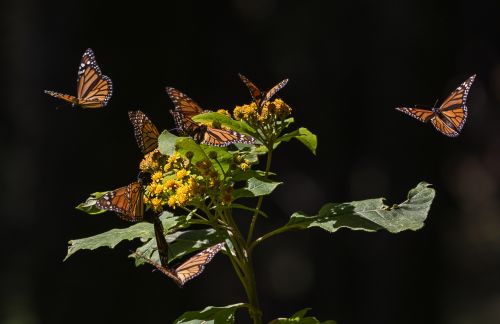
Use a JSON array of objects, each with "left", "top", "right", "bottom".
[
  {"left": 95, "top": 180, "right": 144, "bottom": 222},
  {"left": 166, "top": 87, "right": 256, "bottom": 147},
  {"left": 128, "top": 110, "right": 160, "bottom": 154},
  {"left": 396, "top": 75, "right": 476, "bottom": 137},
  {"left": 238, "top": 73, "right": 289, "bottom": 108},
  {"left": 134, "top": 242, "right": 224, "bottom": 287},
  {"left": 45, "top": 48, "right": 113, "bottom": 108}
]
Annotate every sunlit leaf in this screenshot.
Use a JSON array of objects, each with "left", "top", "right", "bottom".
[
  {"left": 158, "top": 129, "right": 179, "bottom": 156},
  {"left": 193, "top": 112, "right": 257, "bottom": 137},
  {"left": 275, "top": 127, "right": 317, "bottom": 155},
  {"left": 174, "top": 303, "right": 246, "bottom": 324},
  {"left": 286, "top": 182, "right": 435, "bottom": 233},
  {"left": 132, "top": 228, "right": 225, "bottom": 265},
  {"left": 269, "top": 308, "right": 336, "bottom": 324},
  {"left": 233, "top": 177, "right": 282, "bottom": 199},
  {"left": 75, "top": 191, "right": 108, "bottom": 215},
  {"left": 64, "top": 211, "right": 181, "bottom": 261}
]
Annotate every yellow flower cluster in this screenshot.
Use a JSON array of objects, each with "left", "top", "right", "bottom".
[
  {"left": 233, "top": 99, "right": 292, "bottom": 127},
  {"left": 140, "top": 150, "right": 230, "bottom": 212}
]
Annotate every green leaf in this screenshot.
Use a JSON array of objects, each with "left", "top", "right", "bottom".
[
  {"left": 174, "top": 303, "right": 246, "bottom": 324},
  {"left": 64, "top": 211, "right": 181, "bottom": 261},
  {"left": 275, "top": 127, "right": 317, "bottom": 155},
  {"left": 287, "top": 182, "right": 435, "bottom": 234},
  {"left": 233, "top": 177, "right": 282, "bottom": 199},
  {"left": 132, "top": 228, "right": 225, "bottom": 265},
  {"left": 75, "top": 191, "right": 108, "bottom": 215},
  {"left": 269, "top": 308, "right": 336, "bottom": 324},
  {"left": 193, "top": 112, "right": 257, "bottom": 136},
  {"left": 158, "top": 129, "right": 179, "bottom": 156},
  {"left": 175, "top": 137, "right": 235, "bottom": 175}
]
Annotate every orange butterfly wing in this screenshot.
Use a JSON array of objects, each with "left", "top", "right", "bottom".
[
  {"left": 202, "top": 127, "right": 256, "bottom": 147},
  {"left": 239, "top": 73, "right": 262, "bottom": 104},
  {"left": 166, "top": 87, "right": 256, "bottom": 146},
  {"left": 430, "top": 116, "right": 459, "bottom": 137},
  {"left": 437, "top": 74, "right": 475, "bottom": 132},
  {"left": 132, "top": 243, "right": 224, "bottom": 287},
  {"left": 395, "top": 107, "right": 435, "bottom": 123},
  {"left": 239, "top": 73, "right": 289, "bottom": 107},
  {"left": 174, "top": 243, "right": 224, "bottom": 286},
  {"left": 44, "top": 48, "right": 113, "bottom": 108},
  {"left": 128, "top": 110, "right": 160, "bottom": 154},
  {"left": 44, "top": 90, "right": 77, "bottom": 104},
  {"left": 96, "top": 181, "right": 144, "bottom": 222},
  {"left": 396, "top": 75, "right": 475, "bottom": 137}
]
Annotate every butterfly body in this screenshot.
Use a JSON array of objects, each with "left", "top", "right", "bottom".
[
  {"left": 45, "top": 48, "right": 113, "bottom": 109},
  {"left": 396, "top": 75, "right": 475, "bottom": 137},
  {"left": 166, "top": 87, "right": 256, "bottom": 146}
]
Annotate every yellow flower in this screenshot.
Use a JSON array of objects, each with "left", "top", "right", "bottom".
[
  {"left": 167, "top": 196, "right": 177, "bottom": 208},
  {"left": 140, "top": 150, "right": 160, "bottom": 171},
  {"left": 259, "top": 106, "right": 270, "bottom": 122},
  {"left": 239, "top": 162, "right": 250, "bottom": 172},
  {"left": 148, "top": 183, "right": 157, "bottom": 193},
  {"left": 154, "top": 184, "right": 164, "bottom": 195},
  {"left": 168, "top": 152, "right": 181, "bottom": 164},
  {"left": 151, "top": 171, "right": 163, "bottom": 182},
  {"left": 273, "top": 99, "right": 292, "bottom": 119},
  {"left": 151, "top": 197, "right": 163, "bottom": 211},
  {"left": 176, "top": 169, "right": 189, "bottom": 180},
  {"left": 164, "top": 179, "right": 176, "bottom": 190},
  {"left": 234, "top": 103, "right": 258, "bottom": 121},
  {"left": 217, "top": 109, "right": 231, "bottom": 117}
]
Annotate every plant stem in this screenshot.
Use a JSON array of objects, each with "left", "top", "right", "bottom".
[
  {"left": 249, "top": 225, "right": 290, "bottom": 252},
  {"left": 246, "top": 148, "right": 273, "bottom": 244}
]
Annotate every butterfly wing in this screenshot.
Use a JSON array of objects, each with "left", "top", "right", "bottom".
[
  {"left": 430, "top": 116, "right": 460, "bottom": 137},
  {"left": 169, "top": 110, "right": 202, "bottom": 136},
  {"left": 96, "top": 182, "right": 144, "bottom": 222},
  {"left": 131, "top": 251, "right": 182, "bottom": 286},
  {"left": 44, "top": 90, "right": 77, "bottom": 104},
  {"left": 395, "top": 107, "right": 435, "bottom": 123},
  {"left": 166, "top": 87, "right": 205, "bottom": 118},
  {"left": 202, "top": 127, "right": 256, "bottom": 147},
  {"left": 76, "top": 48, "right": 113, "bottom": 108},
  {"left": 239, "top": 73, "right": 262, "bottom": 104},
  {"left": 128, "top": 110, "right": 160, "bottom": 154},
  {"left": 437, "top": 74, "right": 475, "bottom": 132},
  {"left": 261, "top": 78, "right": 289, "bottom": 106},
  {"left": 239, "top": 74, "right": 289, "bottom": 108},
  {"left": 174, "top": 243, "right": 224, "bottom": 286},
  {"left": 153, "top": 217, "right": 170, "bottom": 267}
]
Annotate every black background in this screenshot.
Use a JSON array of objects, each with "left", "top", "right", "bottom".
[{"left": 2, "top": 0, "right": 500, "bottom": 323}]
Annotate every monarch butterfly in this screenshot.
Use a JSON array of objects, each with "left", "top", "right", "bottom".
[
  {"left": 152, "top": 216, "right": 170, "bottom": 267},
  {"left": 134, "top": 242, "right": 224, "bottom": 287},
  {"left": 396, "top": 75, "right": 476, "bottom": 137},
  {"left": 128, "top": 110, "right": 160, "bottom": 154},
  {"left": 166, "top": 87, "right": 256, "bottom": 147},
  {"left": 95, "top": 181, "right": 144, "bottom": 222},
  {"left": 44, "top": 48, "right": 113, "bottom": 108},
  {"left": 238, "top": 73, "right": 289, "bottom": 108}
]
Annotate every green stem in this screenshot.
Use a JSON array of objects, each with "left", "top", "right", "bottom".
[
  {"left": 249, "top": 225, "right": 291, "bottom": 252},
  {"left": 246, "top": 148, "right": 273, "bottom": 244},
  {"left": 218, "top": 205, "right": 261, "bottom": 323}
]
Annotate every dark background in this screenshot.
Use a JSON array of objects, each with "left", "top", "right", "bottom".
[{"left": 2, "top": 0, "right": 500, "bottom": 323}]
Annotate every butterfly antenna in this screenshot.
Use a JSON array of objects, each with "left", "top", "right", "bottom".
[{"left": 433, "top": 98, "right": 439, "bottom": 108}]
